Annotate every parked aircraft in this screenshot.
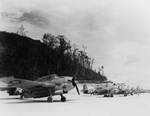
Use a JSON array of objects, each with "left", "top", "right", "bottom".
[
  {"left": 113, "top": 84, "right": 134, "bottom": 96},
  {"left": 0, "top": 74, "right": 80, "bottom": 102},
  {"left": 82, "top": 82, "right": 118, "bottom": 97},
  {"left": 82, "top": 82, "right": 135, "bottom": 97}
]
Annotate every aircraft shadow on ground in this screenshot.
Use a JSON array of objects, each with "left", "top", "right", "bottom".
[
  {"left": 0, "top": 97, "right": 20, "bottom": 100},
  {"left": 4, "top": 99, "right": 76, "bottom": 104}
]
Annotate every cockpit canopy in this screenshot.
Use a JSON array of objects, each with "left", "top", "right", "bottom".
[{"left": 36, "top": 74, "right": 59, "bottom": 82}]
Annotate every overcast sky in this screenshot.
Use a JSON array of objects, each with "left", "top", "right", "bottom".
[{"left": 1, "top": 0, "right": 150, "bottom": 88}]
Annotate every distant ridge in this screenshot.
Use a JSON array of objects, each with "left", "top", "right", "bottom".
[{"left": 0, "top": 31, "right": 107, "bottom": 81}]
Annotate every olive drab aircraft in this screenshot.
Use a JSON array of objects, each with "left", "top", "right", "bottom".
[{"left": 0, "top": 74, "right": 80, "bottom": 102}]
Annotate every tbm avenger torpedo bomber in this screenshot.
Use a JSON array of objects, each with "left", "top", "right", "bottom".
[{"left": 0, "top": 74, "right": 80, "bottom": 102}]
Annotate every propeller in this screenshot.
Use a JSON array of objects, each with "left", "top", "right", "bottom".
[{"left": 68, "top": 77, "right": 80, "bottom": 95}]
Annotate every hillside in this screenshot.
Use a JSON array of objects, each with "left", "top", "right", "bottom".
[{"left": 0, "top": 31, "right": 107, "bottom": 81}]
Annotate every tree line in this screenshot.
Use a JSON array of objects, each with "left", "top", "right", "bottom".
[{"left": 0, "top": 31, "right": 107, "bottom": 81}]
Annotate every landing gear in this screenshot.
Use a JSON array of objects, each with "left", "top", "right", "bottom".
[
  {"left": 60, "top": 94, "right": 66, "bottom": 102},
  {"left": 104, "top": 94, "right": 108, "bottom": 97},
  {"left": 104, "top": 94, "right": 114, "bottom": 97},
  {"left": 124, "top": 94, "right": 127, "bottom": 96},
  {"left": 47, "top": 94, "right": 66, "bottom": 103},
  {"left": 47, "top": 96, "right": 53, "bottom": 103},
  {"left": 83, "top": 90, "right": 89, "bottom": 94},
  {"left": 19, "top": 94, "right": 24, "bottom": 100},
  {"left": 19, "top": 90, "right": 25, "bottom": 99},
  {"left": 110, "top": 94, "right": 114, "bottom": 97}
]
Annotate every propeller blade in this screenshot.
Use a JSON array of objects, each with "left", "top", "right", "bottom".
[
  {"left": 75, "top": 84, "right": 80, "bottom": 95},
  {"left": 68, "top": 77, "right": 80, "bottom": 95}
]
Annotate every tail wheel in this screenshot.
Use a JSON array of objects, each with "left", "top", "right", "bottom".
[
  {"left": 47, "top": 96, "right": 53, "bottom": 103},
  {"left": 61, "top": 96, "right": 66, "bottom": 102}
]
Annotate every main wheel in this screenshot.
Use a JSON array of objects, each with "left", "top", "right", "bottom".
[
  {"left": 61, "top": 96, "right": 66, "bottom": 102},
  {"left": 47, "top": 96, "right": 53, "bottom": 103},
  {"left": 84, "top": 90, "right": 88, "bottom": 94},
  {"left": 110, "top": 94, "right": 114, "bottom": 97},
  {"left": 124, "top": 94, "right": 127, "bottom": 96},
  {"left": 104, "top": 94, "right": 108, "bottom": 97}
]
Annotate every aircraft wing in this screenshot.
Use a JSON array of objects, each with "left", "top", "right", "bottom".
[
  {"left": 0, "top": 77, "right": 55, "bottom": 90},
  {"left": 0, "top": 87, "right": 16, "bottom": 91}
]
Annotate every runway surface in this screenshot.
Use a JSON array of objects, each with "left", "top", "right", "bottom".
[{"left": 0, "top": 84, "right": 150, "bottom": 116}]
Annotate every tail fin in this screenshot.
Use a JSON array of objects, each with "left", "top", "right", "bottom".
[{"left": 83, "top": 84, "right": 89, "bottom": 94}]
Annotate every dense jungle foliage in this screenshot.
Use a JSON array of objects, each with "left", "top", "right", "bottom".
[{"left": 0, "top": 31, "right": 107, "bottom": 81}]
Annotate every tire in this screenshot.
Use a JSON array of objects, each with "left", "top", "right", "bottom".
[
  {"left": 124, "top": 94, "right": 127, "bottom": 96},
  {"left": 104, "top": 94, "right": 108, "bottom": 97},
  {"left": 110, "top": 94, "right": 114, "bottom": 97},
  {"left": 47, "top": 96, "right": 53, "bottom": 103},
  {"left": 61, "top": 97, "right": 66, "bottom": 102}
]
